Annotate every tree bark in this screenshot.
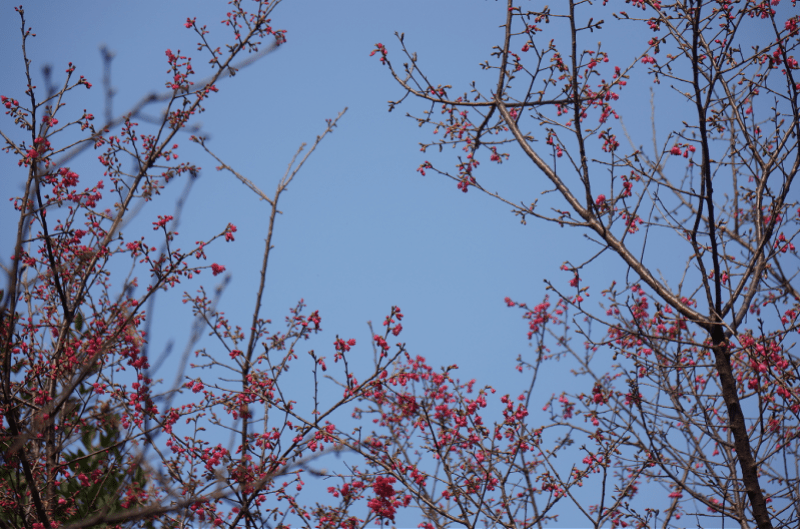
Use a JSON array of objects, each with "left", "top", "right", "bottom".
[{"left": 712, "top": 329, "right": 773, "bottom": 529}]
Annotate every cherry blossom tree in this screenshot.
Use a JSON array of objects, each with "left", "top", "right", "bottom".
[
  {"left": 368, "top": 0, "right": 800, "bottom": 528},
  {"left": 2, "top": 0, "right": 799, "bottom": 528},
  {"left": 0, "top": 2, "right": 361, "bottom": 527}
]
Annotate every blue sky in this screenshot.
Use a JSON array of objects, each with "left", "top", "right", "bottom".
[
  {"left": 1, "top": 0, "right": 582, "bottom": 404},
  {"left": 3, "top": 1, "right": 797, "bottom": 526}
]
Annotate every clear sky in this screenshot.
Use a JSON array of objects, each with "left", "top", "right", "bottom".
[
  {"left": 1, "top": 1, "right": 586, "bottom": 417},
  {"left": 2, "top": 1, "right": 796, "bottom": 527}
]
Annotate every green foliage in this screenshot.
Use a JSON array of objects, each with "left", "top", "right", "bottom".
[{"left": 0, "top": 386, "right": 154, "bottom": 528}]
